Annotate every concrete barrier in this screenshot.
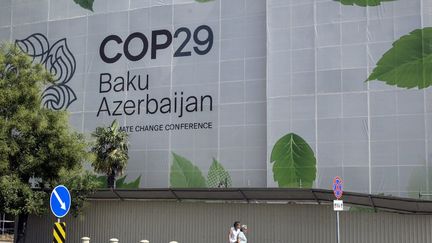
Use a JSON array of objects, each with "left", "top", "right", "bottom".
[
  {"left": 81, "top": 237, "right": 152, "bottom": 243},
  {"left": 81, "top": 237, "right": 90, "bottom": 243}
]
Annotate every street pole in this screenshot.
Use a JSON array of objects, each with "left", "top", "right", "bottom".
[
  {"left": 1, "top": 213, "right": 4, "bottom": 235},
  {"left": 336, "top": 211, "right": 340, "bottom": 243}
]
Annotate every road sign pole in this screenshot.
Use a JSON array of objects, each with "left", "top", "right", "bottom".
[
  {"left": 336, "top": 211, "right": 340, "bottom": 243},
  {"left": 332, "top": 176, "right": 343, "bottom": 243},
  {"left": 53, "top": 222, "right": 66, "bottom": 243},
  {"left": 50, "top": 185, "right": 70, "bottom": 242}
]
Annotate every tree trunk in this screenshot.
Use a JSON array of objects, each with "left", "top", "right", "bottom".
[
  {"left": 107, "top": 171, "right": 116, "bottom": 189},
  {"left": 14, "top": 213, "right": 28, "bottom": 243}
]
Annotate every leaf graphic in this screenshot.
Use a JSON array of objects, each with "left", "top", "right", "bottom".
[
  {"left": 17, "top": 33, "right": 78, "bottom": 110},
  {"left": 15, "top": 33, "right": 50, "bottom": 64},
  {"left": 73, "top": 0, "right": 94, "bottom": 11},
  {"left": 367, "top": 27, "right": 432, "bottom": 89},
  {"left": 115, "top": 175, "right": 126, "bottom": 188},
  {"left": 334, "top": 0, "right": 396, "bottom": 6},
  {"left": 207, "top": 159, "right": 232, "bottom": 188},
  {"left": 95, "top": 175, "right": 107, "bottom": 188},
  {"left": 42, "top": 84, "right": 77, "bottom": 110},
  {"left": 94, "top": 175, "right": 141, "bottom": 189},
  {"left": 270, "top": 133, "right": 316, "bottom": 188},
  {"left": 47, "top": 39, "right": 76, "bottom": 84},
  {"left": 117, "top": 175, "right": 141, "bottom": 189},
  {"left": 170, "top": 153, "right": 206, "bottom": 188}
]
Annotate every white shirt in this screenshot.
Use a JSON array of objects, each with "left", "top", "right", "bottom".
[
  {"left": 229, "top": 227, "right": 240, "bottom": 243},
  {"left": 238, "top": 231, "right": 247, "bottom": 243}
]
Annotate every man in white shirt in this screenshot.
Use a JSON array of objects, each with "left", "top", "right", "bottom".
[
  {"left": 237, "top": 225, "right": 248, "bottom": 243},
  {"left": 228, "top": 221, "right": 241, "bottom": 243}
]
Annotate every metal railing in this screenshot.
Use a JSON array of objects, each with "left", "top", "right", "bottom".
[{"left": 0, "top": 214, "right": 14, "bottom": 235}]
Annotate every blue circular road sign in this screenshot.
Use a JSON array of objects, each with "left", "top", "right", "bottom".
[
  {"left": 50, "top": 185, "right": 71, "bottom": 218},
  {"left": 333, "top": 176, "right": 343, "bottom": 200}
]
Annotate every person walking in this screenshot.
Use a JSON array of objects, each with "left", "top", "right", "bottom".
[
  {"left": 237, "top": 225, "right": 248, "bottom": 243},
  {"left": 228, "top": 221, "right": 241, "bottom": 243}
]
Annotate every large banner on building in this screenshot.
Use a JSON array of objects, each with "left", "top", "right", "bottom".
[
  {"left": 1, "top": 0, "right": 432, "bottom": 198},
  {"left": 0, "top": 0, "right": 267, "bottom": 188},
  {"left": 267, "top": 0, "right": 432, "bottom": 198}
]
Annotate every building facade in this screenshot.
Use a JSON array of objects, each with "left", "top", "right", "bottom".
[
  {"left": 2, "top": 0, "right": 432, "bottom": 242},
  {"left": 1, "top": 0, "right": 432, "bottom": 196}
]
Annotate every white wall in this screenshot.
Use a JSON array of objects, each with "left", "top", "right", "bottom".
[{"left": 26, "top": 200, "right": 432, "bottom": 243}]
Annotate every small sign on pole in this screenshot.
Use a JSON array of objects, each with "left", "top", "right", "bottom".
[
  {"left": 333, "top": 176, "right": 343, "bottom": 200},
  {"left": 50, "top": 185, "right": 71, "bottom": 219},
  {"left": 332, "top": 176, "right": 343, "bottom": 243},
  {"left": 333, "top": 200, "right": 344, "bottom": 211},
  {"left": 53, "top": 222, "right": 66, "bottom": 243},
  {"left": 50, "top": 185, "right": 70, "bottom": 242}
]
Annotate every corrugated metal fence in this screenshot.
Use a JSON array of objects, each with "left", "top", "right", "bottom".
[{"left": 26, "top": 200, "right": 432, "bottom": 243}]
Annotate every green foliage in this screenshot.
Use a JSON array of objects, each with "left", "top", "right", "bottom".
[
  {"left": 94, "top": 174, "right": 141, "bottom": 189},
  {"left": 270, "top": 133, "right": 316, "bottom": 188},
  {"left": 117, "top": 175, "right": 141, "bottom": 189},
  {"left": 91, "top": 120, "right": 129, "bottom": 187},
  {"left": 406, "top": 166, "right": 427, "bottom": 199},
  {"left": 0, "top": 44, "right": 94, "bottom": 216},
  {"left": 349, "top": 206, "right": 376, "bottom": 213},
  {"left": 57, "top": 168, "right": 99, "bottom": 217},
  {"left": 115, "top": 175, "right": 126, "bottom": 187},
  {"left": 207, "top": 159, "right": 232, "bottom": 188},
  {"left": 94, "top": 175, "right": 108, "bottom": 188},
  {"left": 367, "top": 27, "right": 432, "bottom": 89},
  {"left": 169, "top": 154, "right": 233, "bottom": 188},
  {"left": 0, "top": 175, "right": 45, "bottom": 215},
  {"left": 73, "top": 0, "right": 94, "bottom": 11},
  {"left": 170, "top": 153, "right": 206, "bottom": 188},
  {"left": 334, "top": 0, "right": 396, "bottom": 6}
]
